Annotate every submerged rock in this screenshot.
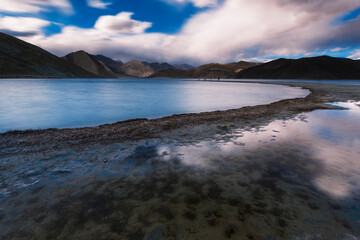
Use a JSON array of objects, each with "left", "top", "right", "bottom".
[{"left": 146, "top": 226, "right": 164, "bottom": 240}]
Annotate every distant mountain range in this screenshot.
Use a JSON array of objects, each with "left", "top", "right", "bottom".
[
  {"left": 236, "top": 56, "right": 360, "bottom": 80},
  {"left": 0, "top": 32, "right": 194, "bottom": 78},
  {"left": 1, "top": 32, "right": 360, "bottom": 80},
  {"left": 150, "top": 61, "right": 261, "bottom": 79},
  {"left": 63, "top": 50, "right": 194, "bottom": 78}
]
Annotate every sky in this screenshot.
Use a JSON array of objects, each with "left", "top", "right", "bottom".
[{"left": 0, "top": 0, "right": 360, "bottom": 65}]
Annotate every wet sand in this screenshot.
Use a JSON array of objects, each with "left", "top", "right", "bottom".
[{"left": 1, "top": 82, "right": 360, "bottom": 240}]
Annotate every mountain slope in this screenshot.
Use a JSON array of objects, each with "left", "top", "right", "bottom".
[
  {"left": 150, "top": 61, "right": 260, "bottom": 78},
  {"left": 93, "top": 55, "right": 129, "bottom": 77},
  {"left": 63, "top": 52, "right": 181, "bottom": 78},
  {"left": 120, "top": 60, "right": 155, "bottom": 77},
  {"left": 236, "top": 56, "right": 360, "bottom": 80},
  {"left": 191, "top": 61, "right": 261, "bottom": 78},
  {"left": 173, "top": 64, "right": 195, "bottom": 70},
  {"left": 0, "top": 32, "right": 95, "bottom": 78},
  {"left": 146, "top": 62, "right": 175, "bottom": 72},
  {"left": 63, "top": 51, "right": 118, "bottom": 78}
]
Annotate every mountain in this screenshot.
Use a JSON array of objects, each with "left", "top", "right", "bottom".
[
  {"left": 63, "top": 51, "right": 119, "bottom": 78},
  {"left": 120, "top": 61, "right": 177, "bottom": 77},
  {"left": 236, "top": 56, "right": 360, "bottom": 80},
  {"left": 63, "top": 51, "right": 181, "bottom": 78},
  {"left": 146, "top": 62, "right": 175, "bottom": 72},
  {"left": 120, "top": 60, "right": 155, "bottom": 77},
  {"left": 150, "top": 61, "right": 260, "bottom": 79},
  {"left": 0, "top": 32, "right": 95, "bottom": 78},
  {"left": 94, "top": 54, "right": 125, "bottom": 75},
  {"left": 190, "top": 61, "right": 261, "bottom": 78},
  {"left": 173, "top": 64, "right": 195, "bottom": 70}
]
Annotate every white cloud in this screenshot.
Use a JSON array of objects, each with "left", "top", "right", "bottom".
[
  {"left": 0, "top": 16, "right": 50, "bottom": 36},
  {"left": 166, "top": 0, "right": 218, "bottom": 8},
  {"left": 330, "top": 47, "right": 349, "bottom": 52},
  {"left": 349, "top": 50, "right": 360, "bottom": 59},
  {"left": 87, "top": 0, "right": 112, "bottom": 9},
  {"left": 94, "top": 12, "right": 152, "bottom": 34},
  {"left": 19, "top": 0, "right": 360, "bottom": 64},
  {"left": 0, "top": 0, "right": 73, "bottom": 14},
  {"left": 170, "top": 0, "right": 360, "bottom": 62}
]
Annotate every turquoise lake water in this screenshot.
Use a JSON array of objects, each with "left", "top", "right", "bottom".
[{"left": 0, "top": 78, "right": 309, "bottom": 132}]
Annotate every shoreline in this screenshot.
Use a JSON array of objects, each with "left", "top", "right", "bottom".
[{"left": 1, "top": 81, "right": 360, "bottom": 157}]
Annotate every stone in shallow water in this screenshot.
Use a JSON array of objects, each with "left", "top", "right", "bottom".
[
  {"left": 341, "top": 233, "right": 359, "bottom": 240},
  {"left": 146, "top": 226, "right": 164, "bottom": 240},
  {"left": 51, "top": 168, "right": 73, "bottom": 175}
]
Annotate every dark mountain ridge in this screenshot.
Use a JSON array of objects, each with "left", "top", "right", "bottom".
[
  {"left": 2, "top": 32, "right": 360, "bottom": 80},
  {"left": 146, "top": 62, "right": 175, "bottom": 72},
  {"left": 236, "top": 56, "right": 360, "bottom": 80},
  {"left": 150, "top": 61, "right": 261, "bottom": 79},
  {"left": 63, "top": 51, "right": 119, "bottom": 78},
  {"left": 94, "top": 54, "right": 125, "bottom": 75},
  {"left": 63, "top": 51, "right": 180, "bottom": 78},
  {"left": 173, "top": 64, "right": 195, "bottom": 70},
  {"left": 0, "top": 32, "right": 95, "bottom": 78}
]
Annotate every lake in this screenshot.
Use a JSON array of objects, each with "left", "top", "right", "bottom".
[{"left": 0, "top": 78, "right": 309, "bottom": 132}]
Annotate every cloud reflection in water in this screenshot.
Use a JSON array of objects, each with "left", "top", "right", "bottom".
[{"left": 159, "top": 101, "right": 360, "bottom": 199}]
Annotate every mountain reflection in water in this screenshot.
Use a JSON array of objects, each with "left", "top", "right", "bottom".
[{"left": 0, "top": 102, "right": 359, "bottom": 240}]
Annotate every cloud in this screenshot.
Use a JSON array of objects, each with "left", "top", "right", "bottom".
[
  {"left": 165, "top": 0, "right": 218, "bottom": 8},
  {"left": 87, "top": 0, "right": 112, "bottom": 9},
  {"left": 177, "top": 0, "right": 360, "bottom": 61},
  {"left": 330, "top": 47, "right": 349, "bottom": 52},
  {"left": 0, "top": 16, "right": 50, "bottom": 37},
  {"left": 94, "top": 12, "right": 152, "bottom": 34},
  {"left": 19, "top": 0, "right": 360, "bottom": 64},
  {"left": 349, "top": 49, "right": 360, "bottom": 59},
  {"left": 0, "top": 0, "right": 73, "bottom": 14}
]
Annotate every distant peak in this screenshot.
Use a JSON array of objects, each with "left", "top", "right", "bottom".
[
  {"left": 64, "top": 50, "right": 91, "bottom": 58},
  {"left": 74, "top": 50, "right": 89, "bottom": 54},
  {"left": 128, "top": 59, "right": 141, "bottom": 63}
]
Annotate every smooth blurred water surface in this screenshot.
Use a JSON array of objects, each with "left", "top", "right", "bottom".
[{"left": 0, "top": 78, "right": 309, "bottom": 132}]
